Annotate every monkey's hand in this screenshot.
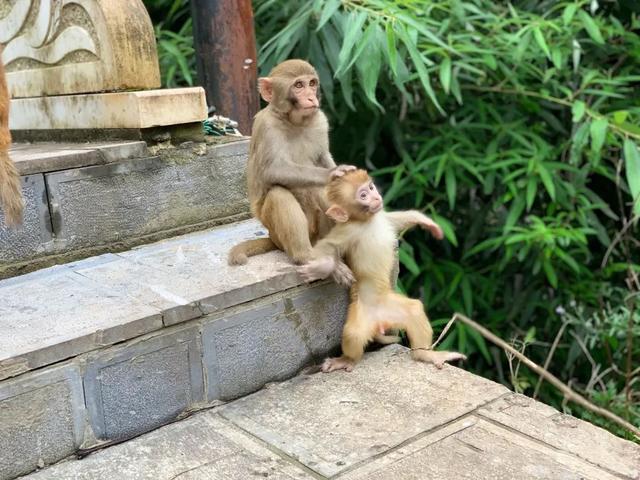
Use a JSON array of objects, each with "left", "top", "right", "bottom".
[
  {"left": 418, "top": 217, "right": 444, "bottom": 240},
  {"left": 331, "top": 260, "right": 355, "bottom": 287},
  {"left": 329, "top": 164, "right": 357, "bottom": 179},
  {"left": 296, "top": 256, "right": 336, "bottom": 283}
]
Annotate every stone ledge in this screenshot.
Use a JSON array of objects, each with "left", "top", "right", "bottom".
[
  {"left": 9, "top": 88, "right": 207, "bottom": 131},
  {"left": 0, "top": 219, "right": 308, "bottom": 382},
  {"left": 19, "top": 346, "right": 640, "bottom": 480}
]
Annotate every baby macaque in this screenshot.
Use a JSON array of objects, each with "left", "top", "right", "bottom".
[{"left": 298, "top": 169, "right": 466, "bottom": 372}]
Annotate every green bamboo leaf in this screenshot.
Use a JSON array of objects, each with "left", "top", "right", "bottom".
[
  {"left": 432, "top": 214, "right": 458, "bottom": 247},
  {"left": 450, "top": 68, "right": 462, "bottom": 104},
  {"left": 504, "top": 195, "right": 525, "bottom": 233},
  {"left": 551, "top": 49, "right": 562, "bottom": 69},
  {"left": 526, "top": 177, "right": 537, "bottom": 211},
  {"left": 578, "top": 10, "right": 604, "bottom": 44},
  {"left": 590, "top": 118, "right": 608, "bottom": 152},
  {"left": 467, "top": 326, "right": 492, "bottom": 363},
  {"left": 336, "top": 11, "right": 367, "bottom": 74},
  {"left": 572, "top": 100, "right": 586, "bottom": 123},
  {"left": 543, "top": 259, "right": 558, "bottom": 288},
  {"left": 533, "top": 27, "right": 551, "bottom": 59},
  {"left": 563, "top": 4, "right": 578, "bottom": 26},
  {"left": 316, "top": 0, "right": 341, "bottom": 31},
  {"left": 514, "top": 31, "right": 531, "bottom": 62},
  {"left": 439, "top": 57, "right": 452, "bottom": 94},
  {"left": 355, "top": 26, "right": 383, "bottom": 109},
  {"left": 445, "top": 167, "right": 457, "bottom": 210},
  {"left": 623, "top": 139, "right": 640, "bottom": 216},
  {"left": 385, "top": 22, "right": 398, "bottom": 77},
  {"left": 397, "top": 24, "right": 444, "bottom": 114},
  {"left": 613, "top": 110, "right": 629, "bottom": 124},
  {"left": 398, "top": 244, "right": 421, "bottom": 276},
  {"left": 461, "top": 276, "right": 473, "bottom": 315},
  {"left": 537, "top": 164, "right": 556, "bottom": 201}
]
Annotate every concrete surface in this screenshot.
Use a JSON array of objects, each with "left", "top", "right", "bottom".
[
  {"left": 0, "top": 139, "right": 249, "bottom": 272},
  {"left": 19, "top": 346, "right": 640, "bottom": 480},
  {"left": 0, "top": 219, "right": 349, "bottom": 479}
]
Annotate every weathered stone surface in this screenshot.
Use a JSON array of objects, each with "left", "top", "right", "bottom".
[
  {"left": 477, "top": 393, "right": 640, "bottom": 479},
  {"left": 342, "top": 417, "right": 621, "bottom": 480},
  {"left": 23, "top": 414, "right": 313, "bottom": 480},
  {"left": 0, "top": 219, "right": 310, "bottom": 380},
  {"left": 10, "top": 88, "right": 207, "bottom": 130},
  {"left": 84, "top": 326, "right": 204, "bottom": 441},
  {"left": 74, "top": 220, "right": 303, "bottom": 326},
  {"left": 2, "top": 0, "right": 160, "bottom": 98},
  {"left": 0, "top": 364, "right": 85, "bottom": 480},
  {"left": 218, "top": 345, "right": 509, "bottom": 478},
  {"left": 0, "top": 174, "right": 52, "bottom": 263},
  {"left": 45, "top": 140, "right": 248, "bottom": 250},
  {"left": 203, "top": 282, "right": 348, "bottom": 400},
  {"left": 0, "top": 266, "right": 162, "bottom": 381},
  {"left": 10, "top": 141, "right": 148, "bottom": 175}
]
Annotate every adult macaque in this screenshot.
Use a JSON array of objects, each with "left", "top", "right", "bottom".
[
  {"left": 297, "top": 169, "right": 466, "bottom": 372},
  {"left": 0, "top": 52, "right": 23, "bottom": 227},
  {"left": 228, "top": 59, "right": 355, "bottom": 285}
]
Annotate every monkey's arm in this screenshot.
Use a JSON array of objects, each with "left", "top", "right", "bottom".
[
  {"left": 296, "top": 235, "right": 353, "bottom": 286},
  {"left": 264, "top": 160, "right": 331, "bottom": 188},
  {"left": 386, "top": 211, "right": 444, "bottom": 240}
]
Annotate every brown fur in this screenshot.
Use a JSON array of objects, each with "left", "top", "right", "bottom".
[
  {"left": 298, "top": 170, "right": 465, "bottom": 372},
  {"left": 228, "top": 60, "right": 349, "bottom": 268},
  {"left": 0, "top": 54, "right": 23, "bottom": 227}
]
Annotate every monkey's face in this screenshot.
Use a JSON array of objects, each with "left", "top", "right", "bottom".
[
  {"left": 287, "top": 75, "right": 320, "bottom": 117},
  {"left": 355, "top": 180, "right": 383, "bottom": 214}
]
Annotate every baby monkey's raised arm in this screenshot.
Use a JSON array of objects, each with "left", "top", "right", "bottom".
[{"left": 298, "top": 170, "right": 464, "bottom": 372}]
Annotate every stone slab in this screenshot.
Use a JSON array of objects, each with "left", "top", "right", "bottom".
[
  {"left": 10, "top": 141, "right": 148, "bottom": 175},
  {"left": 0, "top": 219, "right": 308, "bottom": 380},
  {"left": 0, "top": 266, "right": 162, "bottom": 380},
  {"left": 342, "top": 417, "right": 621, "bottom": 480},
  {"left": 45, "top": 140, "right": 249, "bottom": 251},
  {"left": 0, "top": 364, "right": 85, "bottom": 480},
  {"left": 477, "top": 393, "right": 640, "bottom": 479},
  {"left": 203, "top": 282, "right": 348, "bottom": 400},
  {"left": 84, "top": 326, "right": 204, "bottom": 441},
  {"left": 0, "top": 174, "right": 52, "bottom": 263},
  {"left": 22, "top": 412, "right": 314, "bottom": 480},
  {"left": 10, "top": 88, "right": 207, "bottom": 130},
  {"left": 218, "top": 344, "right": 509, "bottom": 478}
]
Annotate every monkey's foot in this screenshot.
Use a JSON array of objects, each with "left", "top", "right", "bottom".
[
  {"left": 321, "top": 356, "right": 355, "bottom": 373},
  {"left": 374, "top": 334, "right": 401, "bottom": 345},
  {"left": 411, "top": 350, "right": 467, "bottom": 369},
  {"left": 331, "top": 261, "right": 355, "bottom": 287}
]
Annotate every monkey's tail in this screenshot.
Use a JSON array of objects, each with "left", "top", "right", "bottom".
[
  {"left": 228, "top": 237, "right": 278, "bottom": 265},
  {"left": 0, "top": 148, "right": 24, "bottom": 227}
]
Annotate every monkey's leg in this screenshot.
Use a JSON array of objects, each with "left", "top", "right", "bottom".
[
  {"left": 374, "top": 333, "right": 401, "bottom": 345},
  {"left": 322, "top": 302, "right": 368, "bottom": 373},
  {"left": 261, "top": 186, "right": 313, "bottom": 264},
  {"left": 393, "top": 295, "right": 467, "bottom": 369}
]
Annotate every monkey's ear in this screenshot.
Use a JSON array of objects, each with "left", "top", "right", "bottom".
[
  {"left": 258, "top": 77, "right": 273, "bottom": 103},
  {"left": 326, "top": 205, "right": 349, "bottom": 223}
]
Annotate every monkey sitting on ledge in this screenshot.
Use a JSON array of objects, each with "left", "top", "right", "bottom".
[{"left": 297, "top": 169, "right": 466, "bottom": 372}]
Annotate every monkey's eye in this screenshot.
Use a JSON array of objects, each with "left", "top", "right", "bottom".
[
  {"left": 309, "top": 79, "right": 317, "bottom": 87},
  {"left": 369, "top": 183, "right": 374, "bottom": 190},
  {"left": 294, "top": 81, "right": 304, "bottom": 88},
  {"left": 360, "top": 192, "right": 368, "bottom": 200}
]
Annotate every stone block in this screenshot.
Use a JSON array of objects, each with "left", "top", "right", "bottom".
[
  {"left": 0, "top": 266, "right": 162, "bottom": 381},
  {"left": 10, "top": 88, "right": 207, "bottom": 131},
  {"left": 0, "top": 364, "right": 85, "bottom": 480},
  {"left": 83, "top": 326, "right": 204, "bottom": 441},
  {"left": 23, "top": 413, "right": 314, "bottom": 480},
  {"left": 202, "top": 282, "right": 348, "bottom": 401},
  {"left": 3, "top": 0, "right": 160, "bottom": 98},
  {"left": 477, "top": 393, "right": 640, "bottom": 479},
  {"left": 45, "top": 140, "right": 249, "bottom": 250},
  {"left": 218, "top": 345, "right": 508, "bottom": 477},
  {"left": 0, "top": 174, "right": 52, "bottom": 263}
]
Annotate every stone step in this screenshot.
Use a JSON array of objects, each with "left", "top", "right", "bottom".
[
  {"left": 16, "top": 346, "right": 640, "bottom": 480},
  {"left": 0, "top": 219, "right": 348, "bottom": 480},
  {"left": 0, "top": 138, "right": 250, "bottom": 278}
]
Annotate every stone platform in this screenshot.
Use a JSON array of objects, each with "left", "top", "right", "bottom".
[
  {"left": 0, "top": 138, "right": 250, "bottom": 278},
  {"left": 17, "top": 346, "right": 640, "bottom": 480},
  {"left": 0, "top": 219, "right": 348, "bottom": 479}
]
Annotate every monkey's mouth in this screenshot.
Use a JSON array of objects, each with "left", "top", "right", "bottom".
[{"left": 370, "top": 203, "right": 383, "bottom": 213}]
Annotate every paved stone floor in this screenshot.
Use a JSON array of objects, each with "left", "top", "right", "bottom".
[{"left": 19, "top": 346, "right": 640, "bottom": 480}]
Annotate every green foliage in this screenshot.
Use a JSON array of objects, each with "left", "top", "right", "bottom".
[
  {"left": 253, "top": 0, "right": 640, "bottom": 437},
  {"left": 143, "top": 0, "right": 195, "bottom": 87}
]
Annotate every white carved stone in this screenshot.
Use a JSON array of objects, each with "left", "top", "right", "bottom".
[{"left": 1, "top": 0, "right": 161, "bottom": 98}]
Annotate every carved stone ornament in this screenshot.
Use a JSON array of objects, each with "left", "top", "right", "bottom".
[{"left": 0, "top": 0, "right": 161, "bottom": 98}]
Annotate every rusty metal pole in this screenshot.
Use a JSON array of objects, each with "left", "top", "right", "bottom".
[{"left": 190, "top": 0, "right": 259, "bottom": 135}]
